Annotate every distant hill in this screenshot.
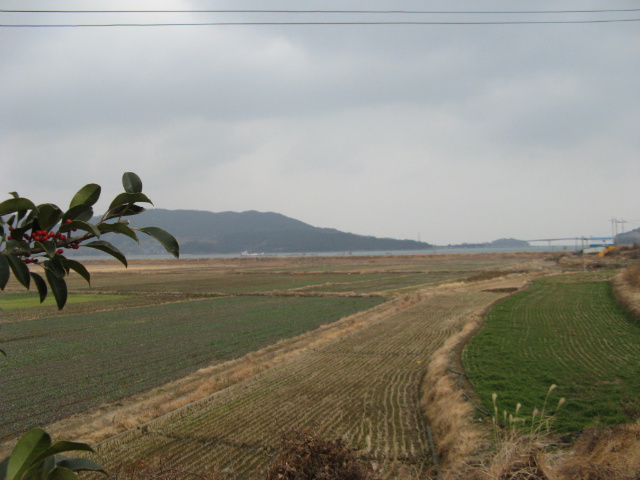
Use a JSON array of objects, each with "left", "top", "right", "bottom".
[
  {"left": 617, "top": 228, "right": 640, "bottom": 245},
  {"left": 96, "top": 209, "right": 433, "bottom": 255}
]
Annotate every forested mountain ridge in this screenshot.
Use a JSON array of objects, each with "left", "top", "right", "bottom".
[{"left": 102, "top": 209, "right": 433, "bottom": 254}]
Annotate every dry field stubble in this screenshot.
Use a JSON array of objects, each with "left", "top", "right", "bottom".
[
  {"left": 85, "top": 259, "right": 542, "bottom": 479},
  {"left": 95, "top": 288, "right": 511, "bottom": 479},
  {"left": 1, "top": 253, "right": 551, "bottom": 475}
]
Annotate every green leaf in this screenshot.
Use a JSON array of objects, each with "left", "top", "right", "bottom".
[
  {"left": 103, "top": 204, "right": 146, "bottom": 221},
  {"left": 122, "top": 172, "right": 143, "bottom": 194},
  {"left": 60, "top": 258, "right": 90, "bottom": 285},
  {"left": 0, "top": 253, "right": 9, "bottom": 290},
  {"left": 0, "top": 198, "right": 36, "bottom": 217},
  {"left": 4, "top": 239, "right": 18, "bottom": 253},
  {"left": 44, "top": 257, "right": 67, "bottom": 279},
  {"left": 9, "top": 227, "right": 28, "bottom": 243},
  {"left": 6, "top": 254, "right": 30, "bottom": 289},
  {"left": 56, "top": 458, "right": 105, "bottom": 474},
  {"left": 62, "top": 204, "right": 94, "bottom": 223},
  {"left": 59, "top": 220, "right": 100, "bottom": 239},
  {"left": 69, "top": 184, "right": 101, "bottom": 209},
  {"left": 137, "top": 227, "right": 180, "bottom": 258},
  {"left": 30, "top": 272, "right": 48, "bottom": 303},
  {"left": 108, "top": 192, "right": 153, "bottom": 210},
  {"left": 35, "top": 441, "right": 94, "bottom": 464},
  {"left": 45, "top": 267, "right": 67, "bottom": 310},
  {"left": 16, "top": 241, "right": 31, "bottom": 255},
  {"left": 34, "top": 241, "right": 56, "bottom": 259},
  {"left": 98, "top": 222, "right": 139, "bottom": 243},
  {"left": 39, "top": 454, "right": 57, "bottom": 478},
  {"left": 35, "top": 204, "right": 63, "bottom": 232},
  {"left": 0, "top": 457, "right": 8, "bottom": 480},
  {"left": 83, "top": 240, "right": 127, "bottom": 267},
  {"left": 6, "top": 429, "right": 52, "bottom": 480},
  {"left": 20, "top": 210, "right": 38, "bottom": 229},
  {"left": 46, "top": 466, "right": 79, "bottom": 480}
]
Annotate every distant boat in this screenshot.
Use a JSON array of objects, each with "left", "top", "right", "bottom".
[{"left": 241, "top": 250, "right": 264, "bottom": 257}]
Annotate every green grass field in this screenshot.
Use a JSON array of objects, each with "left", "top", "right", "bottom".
[
  {"left": 463, "top": 272, "right": 640, "bottom": 432},
  {"left": 0, "top": 292, "right": 127, "bottom": 310},
  {"left": 0, "top": 295, "right": 384, "bottom": 439}
]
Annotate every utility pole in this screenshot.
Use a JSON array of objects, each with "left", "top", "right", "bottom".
[{"left": 610, "top": 218, "right": 627, "bottom": 244}]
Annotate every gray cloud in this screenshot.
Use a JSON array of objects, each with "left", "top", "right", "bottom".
[{"left": 2, "top": 1, "right": 639, "bottom": 245}]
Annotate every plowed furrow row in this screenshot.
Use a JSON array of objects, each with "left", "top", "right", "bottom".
[{"left": 97, "top": 291, "right": 500, "bottom": 479}]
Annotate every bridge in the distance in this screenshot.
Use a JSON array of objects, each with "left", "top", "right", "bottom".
[{"left": 526, "top": 236, "right": 614, "bottom": 249}]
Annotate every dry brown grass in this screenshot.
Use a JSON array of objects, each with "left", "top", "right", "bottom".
[
  {"left": 266, "top": 427, "right": 380, "bottom": 480},
  {"left": 611, "top": 264, "right": 640, "bottom": 318},
  {"left": 421, "top": 312, "right": 486, "bottom": 473},
  {"left": 555, "top": 421, "right": 640, "bottom": 480}
]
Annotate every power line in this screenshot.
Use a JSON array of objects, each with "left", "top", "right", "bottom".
[
  {"left": 2, "top": 19, "right": 640, "bottom": 27},
  {"left": 2, "top": 7, "right": 639, "bottom": 27},
  {"left": 2, "top": 9, "right": 640, "bottom": 14}
]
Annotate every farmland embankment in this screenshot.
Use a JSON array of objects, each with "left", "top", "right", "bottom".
[{"left": 612, "top": 263, "right": 640, "bottom": 319}]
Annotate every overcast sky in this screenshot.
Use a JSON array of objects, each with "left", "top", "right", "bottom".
[{"left": 2, "top": 1, "right": 639, "bottom": 245}]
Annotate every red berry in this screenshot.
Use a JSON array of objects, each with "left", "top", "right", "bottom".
[
  {"left": 56, "top": 249, "right": 64, "bottom": 254},
  {"left": 8, "top": 226, "right": 15, "bottom": 231},
  {"left": 24, "top": 258, "right": 31, "bottom": 264},
  {"left": 72, "top": 244, "right": 79, "bottom": 250},
  {"left": 65, "top": 219, "right": 72, "bottom": 224},
  {"left": 24, "top": 234, "right": 30, "bottom": 240},
  {"left": 7, "top": 235, "right": 13, "bottom": 240}
]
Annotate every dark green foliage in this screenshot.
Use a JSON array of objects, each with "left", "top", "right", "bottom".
[
  {"left": 0, "top": 172, "right": 179, "bottom": 309},
  {"left": 0, "top": 428, "right": 104, "bottom": 480}
]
